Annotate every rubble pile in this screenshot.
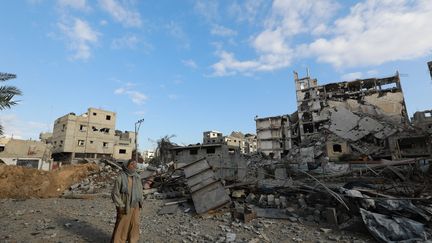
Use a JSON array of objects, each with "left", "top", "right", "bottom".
[
  {"left": 63, "top": 162, "right": 121, "bottom": 196},
  {"left": 144, "top": 156, "right": 432, "bottom": 242},
  {"left": 0, "top": 163, "right": 98, "bottom": 199}
]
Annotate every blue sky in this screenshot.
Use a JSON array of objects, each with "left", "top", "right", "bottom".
[{"left": 0, "top": 0, "right": 431, "bottom": 150}]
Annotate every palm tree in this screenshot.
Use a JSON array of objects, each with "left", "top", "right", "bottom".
[{"left": 0, "top": 72, "right": 21, "bottom": 135}]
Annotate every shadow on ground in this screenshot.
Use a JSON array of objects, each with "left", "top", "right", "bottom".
[{"left": 55, "top": 216, "right": 111, "bottom": 242}]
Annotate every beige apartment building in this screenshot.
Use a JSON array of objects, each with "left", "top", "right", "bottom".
[
  {"left": 0, "top": 137, "right": 52, "bottom": 170},
  {"left": 51, "top": 108, "right": 135, "bottom": 162}
]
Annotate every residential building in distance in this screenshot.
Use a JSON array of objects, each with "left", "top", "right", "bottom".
[
  {"left": 142, "top": 150, "right": 155, "bottom": 162},
  {"left": 0, "top": 137, "right": 52, "bottom": 170},
  {"left": 412, "top": 110, "right": 432, "bottom": 133},
  {"left": 224, "top": 131, "right": 257, "bottom": 154},
  {"left": 51, "top": 108, "right": 135, "bottom": 163},
  {"left": 203, "top": 131, "right": 223, "bottom": 144},
  {"left": 255, "top": 115, "right": 294, "bottom": 159},
  {"left": 244, "top": 133, "right": 258, "bottom": 154},
  {"left": 204, "top": 130, "right": 257, "bottom": 155}
]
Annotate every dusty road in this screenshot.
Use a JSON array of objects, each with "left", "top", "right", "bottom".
[{"left": 0, "top": 196, "right": 373, "bottom": 243}]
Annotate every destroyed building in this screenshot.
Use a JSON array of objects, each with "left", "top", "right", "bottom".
[
  {"left": 255, "top": 115, "right": 297, "bottom": 159},
  {"left": 412, "top": 109, "right": 432, "bottom": 133},
  {"left": 51, "top": 108, "right": 135, "bottom": 163},
  {"left": 203, "top": 130, "right": 257, "bottom": 155},
  {"left": 169, "top": 131, "right": 253, "bottom": 181},
  {"left": 256, "top": 71, "right": 431, "bottom": 166},
  {"left": 0, "top": 137, "right": 52, "bottom": 170},
  {"left": 171, "top": 143, "right": 246, "bottom": 181},
  {"left": 224, "top": 131, "right": 257, "bottom": 154}
]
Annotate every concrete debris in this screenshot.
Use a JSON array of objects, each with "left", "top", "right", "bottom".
[
  {"left": 181, "top": 158, "right": 231, "bottom": 214},
  {"left": 4, "top": 67, "right": 432, "bottom": 242},
  {"left": 360, "top": 208, "right": 430, "bottom": 242}
]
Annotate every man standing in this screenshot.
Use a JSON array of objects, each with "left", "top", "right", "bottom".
[{"left": 111, "top": 159, "right": 143, "bottom": 243}]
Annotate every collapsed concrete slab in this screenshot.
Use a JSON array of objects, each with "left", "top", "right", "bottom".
[{"left": 181, "top": 158, "right": 231, "bottom": 214}]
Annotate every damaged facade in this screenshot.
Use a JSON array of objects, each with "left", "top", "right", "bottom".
[
  {"left": 256, "top": 71, "right": 431, "bottom": 166},
  {"left": 204, "top": 130, "right": 257, "bottom": 154},
  {"left": 172, "top": 143, "right": 246, "bottom": 181},
  {"left": 255, "top": 115, "right": 296, "bottom": 159},
  {"left": 51, "top": 108, "right": 135, "bottom": 163},
  {"left": 0, "top": 137, "right": 52, "bottom": 170}
]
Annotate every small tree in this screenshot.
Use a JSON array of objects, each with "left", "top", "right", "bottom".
[
  {"left": 0, "top": 73, "right": 21, "bottom": 135},
  {"left": 149, "top": 135, "right": 177, "bottom": 166}
]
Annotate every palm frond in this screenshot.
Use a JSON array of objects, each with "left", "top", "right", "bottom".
[
  {"left": 0, "top": 85, "right": 22, "bottom": 111},
  {"left": 0, "top": 86, "right": 22, "bottom": 96},
  {"left": 0, "top": 73, "right": 16, "bottom": 82}
]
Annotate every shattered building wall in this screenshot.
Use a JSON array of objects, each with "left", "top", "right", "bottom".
[
  {"left": 255, "top": 115, "right": 295, "bottom": 159},
  {"left": 294, "top": 72, "right": 409, "bottom": 143},
  {"left": 203, "top": 131, "right": 223, "bottom": 144},
  {"left": 224, "top": 131, "right": 257, "bottom": 154},
  {"left": 244, "top": 133, "right": 258, "bottom": 154},
  {"left": 0, "top": 137, "right": 52, "bottom": 170},
  {"left": 388, "top": 132, "right": 432, "bottom": 160},
  {"left": 412, "top": 110, "right": 432, "bottom": 133},
  {"left": 171, "top": 144, "right": 246, "bottom": 181},
  {"left": 284, "top": 71, "right": 427, "bottom": 164},
  {"left": 51, "top": 108, "right": 135, "bottom": 162},
  {"left": 204, "top": 131, "right": 257, "bottom": 155}
]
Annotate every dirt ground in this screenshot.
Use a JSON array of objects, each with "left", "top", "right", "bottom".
[
  {"left": 0, "top": 195, "right": 374, "bottom": 243},
  {"left": 0, "top": 164, "right": 98, "bottom": 199}
]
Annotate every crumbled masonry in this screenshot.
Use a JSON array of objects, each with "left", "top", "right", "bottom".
[{"left": 2, "top": 66, "right": 432, "bottom": 242}]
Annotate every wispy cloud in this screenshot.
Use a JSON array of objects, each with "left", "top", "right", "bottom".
[
  {"left": 341, "top": 72, "right": 363, "bottom": 81},
  {"left": 211, "top": 0, "right": 338, "bottom": 76},
  {"left": 0, "top": 114, "right": 50, "bottom": 140},
  {"left": 168, "top": 94, "right": 179, "bottom": 100},
  {"left": 303, "top": 0, "right": 432, "bottom": 68},
  {"left": 58, "top": 0, "right": 90, "bottom": 11},
  {"left": 111, "top": 34, "right": 153, "bottom": 53},
  {"left": 134, "top": 110, "right": 146, "bottom": 116},
  {"left": 194, "top": 0, "right": 219, "bottom": 22},
  {"left": 98, "top": 0, "right": 142, "bottom": 27},
  {"left": 58, "top": 18, "right": 99, "bottom": 60},
  {"left": 114, "top": 83, "right": 148, "bottom": 105},
  {"left": 210, "top": 25, "right": 237, "bottom": 37},
  {"left": 211, "top": 0, "right": 432, "bottom": 76},
  {"left": 165, "top": 21, "right": 190, "bottom": 49},
  {"left": 181, "top": 59, "right": 198, "bottom": 69},
  {"left": 111, "top": 34, "right": 139, "bottom": 49},
  {"left": 228, "top": 0, "right": 268, "bottom": 24}
]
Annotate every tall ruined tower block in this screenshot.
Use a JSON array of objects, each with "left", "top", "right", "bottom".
[{"left": 294, "top": 71, "right": 326, "bottom": 142}]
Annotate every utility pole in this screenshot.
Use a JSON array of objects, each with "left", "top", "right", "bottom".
[{"left": 134, "top": 118, "right": 145, "bottom": 162}]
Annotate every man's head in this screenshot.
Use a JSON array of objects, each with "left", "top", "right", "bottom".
[{"left": 125, "top": 159, "right": 137, "bottom": 172}]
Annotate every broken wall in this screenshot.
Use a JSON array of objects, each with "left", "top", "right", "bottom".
[{"left": 172, "top": 145, "right": 247, "bottom": 181}]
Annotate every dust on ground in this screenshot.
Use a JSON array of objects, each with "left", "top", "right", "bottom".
[{"left": 0, "top": 164, "right": 98, "bottom": 199}]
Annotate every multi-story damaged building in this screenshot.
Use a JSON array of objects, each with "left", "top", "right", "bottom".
[
  {"left": 255, "top": 115, "right": 296, "bottom": 159},
  {"left": 170, "top": 130, "right": 256, "bottom": 180},
  {"left": 256, "top": 70, "right": 432, "bottom": 163},
  {"left": 51, "top": 108, "right": 135, "bottom": 162},
  {"left": 171, "top": 143, "right": 246, "bottom": 181},
  {"left": 412, "top": 110, "right": 432, "bottom": 133},
  {"left": 203, "top": 130, "right": 257, "bottom": 155},
  {"left": 224, "top": 131, "right": 257, "bottom": 154},
  {"left": 294, "top": 72, "right": 409, "bottom": 139},
  {"left": 203, "top": 131, "right": 224, "bottom": 144}
]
